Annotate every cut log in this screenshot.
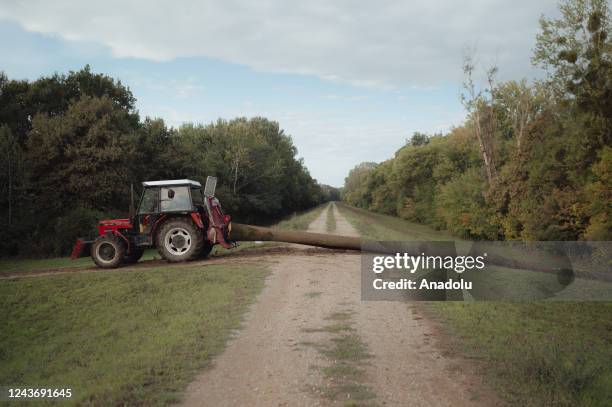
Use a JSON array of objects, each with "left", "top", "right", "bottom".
[{"left": 231, "top": 223, "right": 361, "bottom": 250}]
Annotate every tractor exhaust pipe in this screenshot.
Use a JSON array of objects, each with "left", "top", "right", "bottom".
[
  {"left": 129, "top": 183, "right": 135, "bottom": 220},
  {"left": 231, "top": 223, "right": 361, "bottom": 251}
]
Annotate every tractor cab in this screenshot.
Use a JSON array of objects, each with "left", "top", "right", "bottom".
[
  {"left": 71, "top": 176, "right": 233, "bottom": 268},
  {"left": 135, "top": 179, "right": 204, "bottom": 244}
]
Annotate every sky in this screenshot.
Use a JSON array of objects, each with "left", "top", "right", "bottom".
[{"left": 0, "top": 0, "right": 559, "bottom": 187}]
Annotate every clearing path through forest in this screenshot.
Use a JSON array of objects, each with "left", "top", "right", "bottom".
[{"left": 180, "top": 203, "right": 497, "bottom": 406}]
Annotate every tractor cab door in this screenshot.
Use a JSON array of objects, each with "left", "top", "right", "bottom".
[
  {"left": 135, "top": 187, "right": 161, "bottom": 245},
  {"left": 159, "top": 186, "right": 192, "bottom": 212}
]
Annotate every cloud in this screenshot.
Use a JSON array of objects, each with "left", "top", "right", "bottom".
[
  {"left": 322, "top": 94, "right": 370, "bottom": 102},
  {"left": 0, "top": 0, "right": 559, "bottom": 89},
  {"left": 128, "top": 76, "right": 206, "bottom": 100}
]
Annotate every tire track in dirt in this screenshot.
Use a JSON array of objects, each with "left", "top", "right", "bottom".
[{"left": 180, "top": 202, "right": 498, "bottom": 406}]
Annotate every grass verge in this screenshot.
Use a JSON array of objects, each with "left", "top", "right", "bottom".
[
  {"left": 326, "top": 203, "right": 337, "bottom": 233},
  {"left": 335, "top": 202, "right": 454, "bottom": 241},
  {"left": 273, "top": 203, "right": 328, "bottom": 231},
  {"left": 0, "top": 250, "right": 158, "bottom": 275},
  {"left": 428, "top": 302, "right": 612, "bottom": 407},
  {"left": 1, "top": 242, "right": 277, "bottom": 275},
  {"left": 0, "top": 263, "right": 269, "bottom": 405},
  {"left": 337, "top": 201, "right": 612, "bottom": 407}
]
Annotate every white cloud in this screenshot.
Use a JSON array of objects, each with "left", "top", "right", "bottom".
[
  {"left": 322, "top": 94, "right": 370, "bottom": 102},
  {"left": 0, "top": 0, "right": 559, "bottom": 89},
  {"left": 131, "top": 77, "right": 206, "bottom": 100}
]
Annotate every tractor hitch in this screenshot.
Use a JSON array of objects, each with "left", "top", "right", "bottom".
[{"left": 70, "top": 238, "right": 94, "bottom": 259}]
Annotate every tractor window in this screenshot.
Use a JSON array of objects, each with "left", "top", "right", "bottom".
[
  {"left": 160, "top": 186, "right": 192, "bottom": 212},
  {"left": 138, "top": 188, "right": 159, "bottom": 214},
  {"left": 191, "top": 187, "right": 204, "bottom": 206}
]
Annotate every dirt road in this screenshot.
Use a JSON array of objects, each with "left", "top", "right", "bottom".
[{"left": 181, "top": 203, "right": 496, "bottom": 406}]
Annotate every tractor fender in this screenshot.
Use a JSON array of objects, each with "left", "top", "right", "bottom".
[
  {"left": 190, "top": 212, "right": 204, "bottom": 228},
  {"left": 112, "top": 229, "right": 131, "bottom": 254},
  {"left": 150, "top": 214, "right": 167, "bottom": 239}
]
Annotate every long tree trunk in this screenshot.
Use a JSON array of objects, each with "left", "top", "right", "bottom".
[
  {"left": 474, "top": 108, "right": 496, "bottom": 184},
  {"left": 232, "top": 155, "right": 240, "bottom": 194},
  {"left": 7, "top": 151, "right": 12, "bottom": 226},
  {"left": 231, "top": 223, "right": 362, "bottom": 250}
]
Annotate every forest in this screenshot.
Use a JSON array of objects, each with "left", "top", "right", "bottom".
[
  {"left": 343, "top": 0, "right": 611, "bottom": 241},
  {"left": 0, "top": 68, "right": 336, "bottom": 256}
]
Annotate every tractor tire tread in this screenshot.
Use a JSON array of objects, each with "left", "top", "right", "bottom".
[
  {"left": 91, "top": 234, "right": 126, "bottom": 269},
  {"left": 156, "top": 218, "right": 204, "bottom": 262}
]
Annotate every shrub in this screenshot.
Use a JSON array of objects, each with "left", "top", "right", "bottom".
[{"left": 54, "top": 207, "right": 104, "bottom": 256}]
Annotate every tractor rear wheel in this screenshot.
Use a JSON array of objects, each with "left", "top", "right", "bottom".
[
  {"left": 156, "top": 218, "right": 203, "bottom": 262},
  {"left": 92, "top": 235, "right": 125, "bottom": 268}
]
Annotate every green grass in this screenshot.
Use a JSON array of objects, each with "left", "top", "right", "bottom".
[
  {"left": 429, "top": 302, "right": 612, "bottom": 407},
  {"left": 322, "top": 363, "right": 365, "bottom": 380},
  {"left": 0, "top": 249, "right": 160, "bottom": 275},
  {"left": 326, "top": 203, "right": 337, "bottom": 233},
  {"left": 0, "top": 243, "right": 276, "bottom": 275},
  {"left": 335, "top": 202, "right": 455, "bottom": 241},
  {"left": 273, "top": 203, "right": 328, "bottom": 231},
  {"left": 304, "top": 291, "right": 322, "bottom": 298},
  {"left": 325, "top": 310, "right": 355, "bottom": 321},
  {"left": 337, "top": 201, "right": 612, "bottom": 407},
  {"left": 0, "top": 263, "right": 269, "bottom": 405},
  {"left": 210, "top": 240, "right": 278, "bottom": 256},
  {"left": 303, "top": 323, "right": 354, "bottom": 334},
  {"left": 321, "top": 334, "right": 371, "bottom": 361},
  {"left": 302, "top": 309, "right": 377, "bottom": 407},
  {"left": 0, "top": 256, "right": 91, "bottom": 273}
]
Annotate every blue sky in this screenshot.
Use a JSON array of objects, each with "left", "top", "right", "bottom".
[{"left": 0, "top": 1, "right": 558, "bottom": 186}]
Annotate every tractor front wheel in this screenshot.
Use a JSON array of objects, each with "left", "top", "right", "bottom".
[
  {"left": 156, "top": 218, "right": 203, "bottom": 262},
  {"left": 92, "top": 235, "right": 125, "bottom": 268}
]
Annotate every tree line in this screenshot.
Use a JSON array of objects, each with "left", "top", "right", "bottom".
[
  {"left": 0, "top": 67, "right": 335, "bottom": 256},
  {"left": 343, "top": 0, "right": 611, "bottom": 241}
]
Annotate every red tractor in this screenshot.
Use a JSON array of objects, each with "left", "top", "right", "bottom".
[{"left": 71, "top": 177, "right": 233, "bottom": 268}]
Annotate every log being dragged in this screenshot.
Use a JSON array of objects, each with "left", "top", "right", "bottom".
[{"left": 231, "top": 223, "right": 362, "bottom": 251}]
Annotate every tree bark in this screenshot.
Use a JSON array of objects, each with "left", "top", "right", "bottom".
[
  {"left": 7, "top": 150, "right": 12, "bottom": 226},
  {"left": 231, "top": 223, "right": 362, "bottom": 250},
  {"left": 474, "top": 107, "right": 496, "bottom": 184}
]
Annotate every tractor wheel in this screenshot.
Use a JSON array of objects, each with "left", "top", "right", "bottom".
[
  {"left": 124, "top": 247, "right": 145, "bottom": 264},
  {"left": 200, "top": 242, "right": 214, "bottom": 258},
  {"left": 91, "top": 235, "right": 125, "bottom": 269},
  {"left": 156, "top": 218, "right": 203, "bottom": 262}
]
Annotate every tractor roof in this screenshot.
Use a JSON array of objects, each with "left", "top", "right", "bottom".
[{"left": 142, "top": 179, "right": 202, "bottom": 188}]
